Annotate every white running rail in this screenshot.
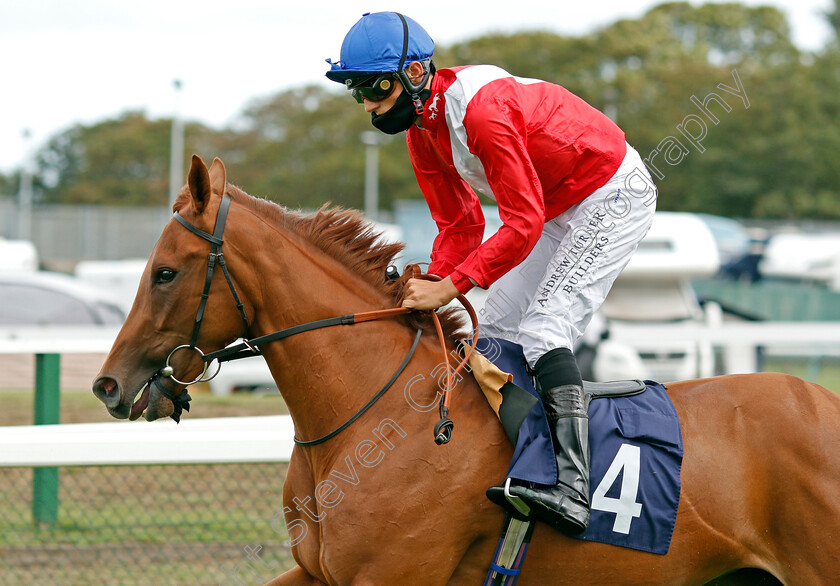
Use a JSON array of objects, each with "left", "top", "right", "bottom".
[{"left": 0, "top": 415, "right": 295, "bottom": 467}]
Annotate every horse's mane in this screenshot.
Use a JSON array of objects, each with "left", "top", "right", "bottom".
[{"left": 184, "top": 185, "right": 466, "bottom": 339}]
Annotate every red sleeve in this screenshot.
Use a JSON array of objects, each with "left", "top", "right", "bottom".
[
  {"left": 453, "top": 95, "right": 545, "bottom": 288},
  {"left": 407, "top": 130, "right": 484, "bottom": 293}
]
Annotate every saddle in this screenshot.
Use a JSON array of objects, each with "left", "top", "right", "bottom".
[
  {"left": 466, "top": 342, "right": 646, "bottom": 445},
  {"left": 470, "top": 340, "right": 682, "bottom": 584},
  {"left": 470, "top": 345, "right": 655, "bottom": 583}
]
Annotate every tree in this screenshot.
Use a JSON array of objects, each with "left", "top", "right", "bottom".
[
  {"left": 25, "top": 2, "right": 840, "bottom": 220},
  {"left": 35, "top": 112, "right": 226, "bottom": 206},
  {"left": 0, "top": 171, "right": 12, "bottom": 197},
  {"left": 828, "top": 0, "right": 840, "bottom": 40},
  {"left": 224, "top": 85, "right": 419, "bottom": 211}
]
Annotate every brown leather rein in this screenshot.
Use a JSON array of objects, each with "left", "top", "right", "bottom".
[{"left": 161, "top": 194, "right": 478, "bottom": 445}]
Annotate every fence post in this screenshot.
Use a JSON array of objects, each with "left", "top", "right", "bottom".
[{"left": 33, "top": 353, "right": 61, "bottom": 526}]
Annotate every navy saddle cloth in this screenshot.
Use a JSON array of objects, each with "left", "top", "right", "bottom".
[{"left": 479, "top": 337, "right": 683, "bottom": 555}]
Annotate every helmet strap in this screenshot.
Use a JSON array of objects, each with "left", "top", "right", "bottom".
[
  {"left": 398, "top": 66, "right": 433, "bottom": 115},
  {"left": 393, "top": 12, "right": 434, "bottom": 115}
]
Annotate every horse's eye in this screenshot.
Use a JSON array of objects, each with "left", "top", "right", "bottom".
[{"left": 155, "top": 269, "right": 177, "bottom": 284}]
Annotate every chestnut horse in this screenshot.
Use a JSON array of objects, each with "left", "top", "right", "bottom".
[{"left": 94, "top": 156, "right": 840, "bottom": 585}]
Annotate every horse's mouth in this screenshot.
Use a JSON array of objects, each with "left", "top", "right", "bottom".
[
  {"left": 96, "top": 366, "right": 191, "bottom": 423},
  {"left": 128, "top": 375, "right": 186, "bottom": 422},
  {"left": 129, "top": 382, "right": 151, "bottom": 421}
]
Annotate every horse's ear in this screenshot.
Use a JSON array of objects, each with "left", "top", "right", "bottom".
[
  {"left": 188, "top": 154, "right": 211, "bottom": 214},
  {"left": 208, "top": 157, "right": 226, "bottom": 198}
]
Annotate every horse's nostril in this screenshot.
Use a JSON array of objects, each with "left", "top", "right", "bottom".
[
  {"left": 93, "top": 377, "right": 121, "bottom": 407},
  {"left": 100, "top": 378, "right": 118, "bottom": 396}
]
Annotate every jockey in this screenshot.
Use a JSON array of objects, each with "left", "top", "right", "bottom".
[{"left": 326, "top": 11, "right": 657, "bottom": 535}]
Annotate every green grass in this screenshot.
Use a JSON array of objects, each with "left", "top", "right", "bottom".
[
  {"left": 0, "top": 392, "right": 293, "bottom": 584},
  {"left": 0, "top": 386, "right": 288, "bottom": 427},
  {"left": 0, "top": 463, "right": 289, "bottom": 547},
  {"left": 0, "top": 463, "right": 296, "bottom": 584}
]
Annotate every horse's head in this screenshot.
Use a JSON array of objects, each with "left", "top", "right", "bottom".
[{"left": 93, "top": 155, "right": 254, "bottom": 421}]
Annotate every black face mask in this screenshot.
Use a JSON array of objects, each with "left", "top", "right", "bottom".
[{"left": 371, "top": 89, "right": 431, "bottom": 135}]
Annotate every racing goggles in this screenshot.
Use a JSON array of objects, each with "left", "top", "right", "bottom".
[{"left": 346, "top": 73, "right": 398, "bottom": 104}]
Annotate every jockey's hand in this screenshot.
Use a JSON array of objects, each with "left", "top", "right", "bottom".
[{"left": 402, "top": 277, "right": 460, "bottom": 311}]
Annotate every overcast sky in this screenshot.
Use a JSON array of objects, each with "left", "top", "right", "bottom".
[{"left": 1, "top": 0, "right": 833, "bottom": 173}]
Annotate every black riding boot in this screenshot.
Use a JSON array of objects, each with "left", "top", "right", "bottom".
[{"left": 487, "top": 348, "right": 590, "bottom": 535}]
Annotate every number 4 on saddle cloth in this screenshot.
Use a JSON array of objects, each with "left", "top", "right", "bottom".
[{"left": 473, "top": 337, "right": 683, "bottom": 555}]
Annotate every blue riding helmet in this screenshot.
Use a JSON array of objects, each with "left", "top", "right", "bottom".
[{"left": 325, "top": 12, "right": 435, "bottom": 83}]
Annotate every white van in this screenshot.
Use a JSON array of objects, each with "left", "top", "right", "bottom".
[
  {"left": 759, "top": 232, "right": 840, "bottom": 291},
  {"left": 0, "top": 238, "right": 38, "bottom": 272},
  {"left": 604, "top": 212, "right": 720, "bottom": 381}
]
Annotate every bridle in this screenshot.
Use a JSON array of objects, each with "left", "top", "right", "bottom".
[
  {"left": 170, "top": 194, "right": 252, "bottom": 379},
  {"left": 153, "top": 193, "right": 477, "bottom": 445},
  {"left": 144, "top": 194, "right": 250, "bottom": 422}
]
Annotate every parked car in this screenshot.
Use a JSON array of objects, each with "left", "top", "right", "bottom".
[
  {"left": 0, "top": 271, "right": 125, "bottom": 326},
  {"left": 695, "top": 213, "right": 751, "bottom": 267},
  {"left": 75, "top": 259, "right": 147, "bottom": 315},
  {"left": 206, "top": 356, "right": 278, "bottom": 396}
]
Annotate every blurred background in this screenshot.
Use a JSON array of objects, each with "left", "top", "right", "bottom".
[{"left": 3, "top": 1, "right": 840, "bottom": 583}]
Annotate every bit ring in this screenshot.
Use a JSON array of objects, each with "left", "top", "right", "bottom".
[{"left": 162, "top": 345, "right": 220, "bottom": 385}]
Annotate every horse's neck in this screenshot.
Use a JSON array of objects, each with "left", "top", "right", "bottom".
[
  {"left": 245, "top": 221, "right": 387, "bottom": 328},
  {"left": 235, "top": 219, "right": 502, "bottom": 476},
  {"left": 242, "top": 239, "right": 511, "bottom": 505},
  {"left": 264, "top": 320, "right": 432, "bottom": 447},
  {"left": 243, "top": 233, "right": 418, "bottom": 444}
]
